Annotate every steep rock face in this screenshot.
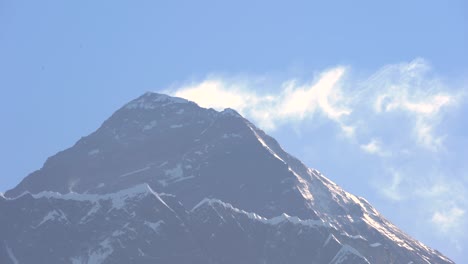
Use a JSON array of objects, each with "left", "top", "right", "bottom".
[
  {"left": 0, "top": 187, "right": 370, "bottom": 264},
  {"left": 2, "top": 92, "right": 453, "bottom": 263},
  {"left": 0, "top": 187, "right": 451, "bottom": 264},
  {"left": 6, "top": 92, "right": 318, "bottom": 219},
  {"left": 1, "top": 185, "right": 206, "bottom": 264}
]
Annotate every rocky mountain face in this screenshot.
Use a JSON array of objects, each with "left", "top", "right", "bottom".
[{"left": 1, "top": 92, "right": 454, "bottom": 263}]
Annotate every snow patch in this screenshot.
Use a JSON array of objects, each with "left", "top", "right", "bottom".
[
  {"left": 4, "top": 243, "right": 19, "bottom": 264},
  {"left": 245, "top": 123, "right": 290, "bottom": 170},
  {"left": 192, "top": 198, "right": 324, "bottom": 228},
  {"left": 192, "top": 198, "right": 265, "bottom": 222},
  {"left": 145, "top": 220, "right": 164, "bottom": 233},
  {"left": 361, "top": 213, "right": 415, "bottom": 251},
  {"left": 159, "top": 164, "right": 194, "bottom": 186},
  {"left": 112, "top": 229, "right": 125, "bottom": 237},
  {"left": 164, "top": 164, "right": 183, "bottom": 178},
  {"left": 143, "top": 120, "right": 158, "bottom": 131},
  {"left": 87, "top": 238, "right": 114, "bottom": 264},
  {"left": 88, "top": 149, "right": 100, "bottom": 156},
  {"left": 15, "top": 184, "right": 160, "bottom": 212},
  {"left": 157, "top": 161, "right": 168, "bottom": 168},
  {"left": 125, "top": 93, "right": 189, "bottom": 110},
  {"left": 80, "top": 203, "right": 102, "bottom": 224},
  {"left": 323, "top": 234, "right": 340, "bottom": 247},
  {"left": 370, "top": 242, "right": 382, "bottom": 247},
  {"left": 35, "top": 209, "right": 69, "bottom": 228},
  {"left": 288, "top": 167, "right": 314, "bottom": 201},
  {"left": 344, "top": 234, "right": 368, "bottom": 241},
  {"left": 171, "top": 175, "right": 194, "bottom": 184},
  {"left": 267, "top": 213, "right": 323, "bottom": 227},
  {"left": 106, "top": 185, "right": 154, "bottom": 210},
  {"left": 119, "top": 166, "right": 150, "bottom": 177},
  {"left": 222, "top": 133, "right": 242, "bottom": 139},
  {"left": 330, "top": 244, "right": 370, "bottom": 264}
]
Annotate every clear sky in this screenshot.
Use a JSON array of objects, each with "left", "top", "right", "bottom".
[{"left": 1, "top": 0, "right": 467, "bottom": 262}]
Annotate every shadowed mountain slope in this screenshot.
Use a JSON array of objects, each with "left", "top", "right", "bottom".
[{"left": 2, "top": 92, "right": 453, "bottom": 264}]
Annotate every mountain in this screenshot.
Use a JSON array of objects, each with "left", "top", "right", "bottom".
[{"left": 1, "top": 92, "right": 454, "bottom": 263}]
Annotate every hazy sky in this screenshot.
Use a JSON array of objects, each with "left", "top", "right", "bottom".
[{"left": 1, "top": 0, "right": 467, "bottom": 262}]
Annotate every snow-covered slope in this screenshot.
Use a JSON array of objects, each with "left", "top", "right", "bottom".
[
  {"left": 2, "top": 92, "right": 453, "bottom": 264},
  {"left": 0, "top": 186, "right": 372, "bottom": 263}
]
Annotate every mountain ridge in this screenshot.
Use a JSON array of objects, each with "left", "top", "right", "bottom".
[{"left": 1, "top": 92, "right": 454, "bottom": 263}]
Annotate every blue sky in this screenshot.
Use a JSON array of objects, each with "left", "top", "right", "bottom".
[{"left": 1, "top": 0, "right": 467, "bottom": 262}]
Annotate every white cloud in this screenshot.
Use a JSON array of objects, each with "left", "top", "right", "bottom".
[
  {"left": 404, "top": 95, "right": 452, "bottom": 115},
  {"left": 170, "top": 67, "right": 352, "bottom": 134},
  {"left": 360, "top": 138, "right": 389, "bottom": 156},
  {"left": 277, "top": 68, "right": 350, "bottom": 120},
  {"left": 174, "top": 80, "right": 255, "bottom": 111},
  {"left": 415, "top": 182, "right": 451, "bottom": 198},
  {"left": 366, "top": 58, "right": 458, "bottom": 151},
  {"left": 380, "top": 169, "right": 404, "bottom": 201},
  {"left": 424, "top": 181, "right": 468, "bottom": 248},
  {"left": 170, "top": 59, "right": 459, "bottom": 150},
  {"left": 385, "top": 173, "right": 468, "bottom": 236},
  {"left": 414, "top": 120, "right": 444, "bottom": 151},
  {"left": 374, "top": 90, "right": 452, "bottom": 150},
  {"left": 432, "top": 207, "right": 465, "bottom": 233},
  {"left": 165, "top": 58, "right": 467, "bottom": 253},
  {"left": 375, "top": 93, "right": 452, "bottom": 116}
]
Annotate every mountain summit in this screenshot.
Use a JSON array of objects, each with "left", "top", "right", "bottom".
[{"left": 1, "top": 92, "right": 453, "bottom": 263}]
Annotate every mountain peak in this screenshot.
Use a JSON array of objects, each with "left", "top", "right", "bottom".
[
  {"left": 220, "top": 108, "right": 242, "bottom": 117},
  {"left": 124, "top": 92, "right": 192, "bottom": 110},
  {"left": 1, "top": 92, "right": 454, "bottom": 264}
]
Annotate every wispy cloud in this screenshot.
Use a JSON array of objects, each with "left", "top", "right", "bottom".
[
  {"left": 170, "top": 59, "right": 460, "bottom": 151},
  {"left": 379, "top": 169, "right": 468, "bottom": 244},
  {"left": 166, "top": 58, "right": 466, "bottom": 246},
  {"left": 172, "top": 67, "right": 352, "bottom": 134},
  {"left": 366, "top": 58, "right": 459, "bottom": 151},
  {"left": 276, "top": 68, "right": 350, "bottom": 121},
  {"left": 173, "top": 79, "right": 259, "bottom": 113},
  {"left": 360, "top": 138, "right": 389, "bottom": 156},
  {"left": 432, "top": 207, "right": 465, "bottom": 233},
  {"left": 380, "top": 169, "right": 404, "bottom": 201}
]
